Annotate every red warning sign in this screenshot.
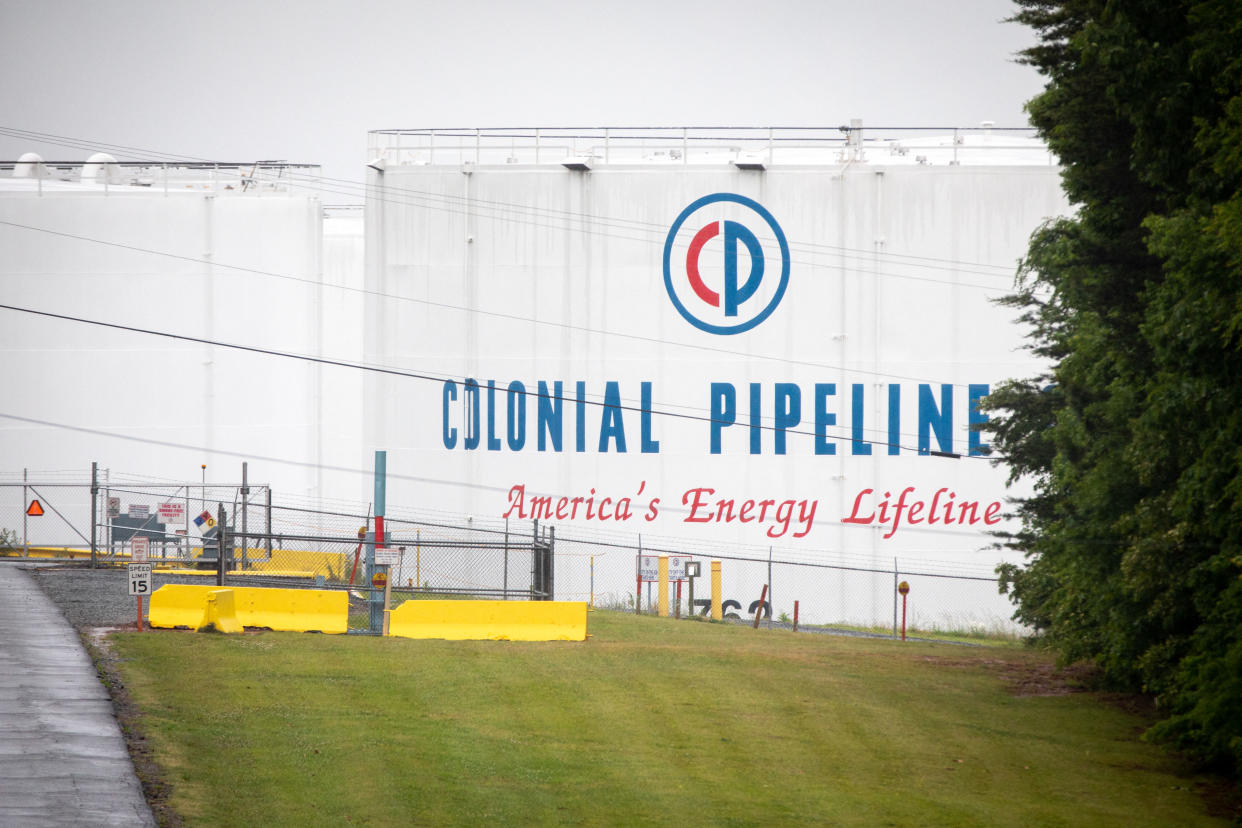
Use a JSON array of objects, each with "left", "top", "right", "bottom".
[{"left": 26, "top": 499, "right": 44, "bottom": 517}]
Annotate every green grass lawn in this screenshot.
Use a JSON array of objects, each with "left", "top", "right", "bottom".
[{"left": 108, "top": 611, "right": 1231, "bottom": 827}]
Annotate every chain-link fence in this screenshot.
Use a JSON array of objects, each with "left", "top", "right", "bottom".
[
  {"left": 1, "top": 468, "right": 1021, "bottom": 638},
  {"left": 549, "top": 531, "right": 1018, "bottom": 638},
  {"left": 0, "top": 469, "right": 269, "bottom": 564},
  {"left": 0, "top": 470, "right": 97, "bottom": 554},
  {"left": 1, "top": 469, "right": 551, "bottom": 633}
]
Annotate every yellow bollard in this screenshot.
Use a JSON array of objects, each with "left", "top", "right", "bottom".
[
  {"left": 710, "top": 560, "right": 722, "bottom": 621},
  {"left": 657, "top": 556, "right": 669, "bottom": 617}
]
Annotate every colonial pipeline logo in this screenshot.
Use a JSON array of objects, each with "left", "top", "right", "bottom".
[{"left": 663, "top": 193, "right": 791, "bottom": 335}]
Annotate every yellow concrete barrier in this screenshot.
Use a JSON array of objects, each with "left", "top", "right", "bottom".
[
  {"left": 149, "top": 584, "right": 214, "bottom": 629},
  {"left": 154, "top": 569, "right": 317, "bottom": 579},
  {"left": 387, "top": 600, "right": 588, "bottom": 641},
  {"left": 230, "top": 587, "right": 348, "bottom": 634},
  {"left": 199, "top": 590, "right": 242, "bottom": 634},
  {"left": 182, "top": 547, "right": 350, "bottom": 580},
  {"left": 149, "top": 584, "right": 348, "bottom": 634},
  {"left": 247, "top": 549, "right": 350, "bottom": 580},
  {"left": 0, "top": 547, "right": 92, "bottom": 559}
]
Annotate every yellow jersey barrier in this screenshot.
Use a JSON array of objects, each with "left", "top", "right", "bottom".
[
  {"left": 149, "top": 584, "right": 348, "bottom": 634},
  {"left": 387, "top": 600, "right": 588, "bottom": 641},
  {"left": 0, "top": 546, "right": 92, "bottom": 559},
  {"left": 154, "top": 569, "right": 317, "bottom": 579},
  {"left": 199, "top": 590, "right": 242, "bottom": 634}
]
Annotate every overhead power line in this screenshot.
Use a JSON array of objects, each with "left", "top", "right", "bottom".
[
  {"left": 0, "top": 218, "right": 1033, "bottom": 396},
  {"left": 0, "top": 301, "right": 996, "bottom": 461}
]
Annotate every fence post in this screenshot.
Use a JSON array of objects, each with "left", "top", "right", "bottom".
[
  {"left": 893, "top": 557, "right": 899, "bottom": 639},
  {"left": 89, "top": 462, "right": 98, "bottom": 568},
  {"left": 767, "top": 545, "right": 773, "bottom": 629},
  {"left": 637, "top": 533, "right": 643, "bottom": 614},
  {"left": 240, "top": 462, "right": 249, "bottom": 571},
  {"left": 22, "top": 468, "right": 29, "bottom": 557},
  {"left": 216, "top": 503, "right": 227, "bottom": 587},
  {"left": 104, "top": 469, "right": 111, "bottom": 556},
  {"left": 265, "top": 486, "right": 273, "bottom": 560},
  {"left": 183, "top": 486, "right": 191, "bottom": 562},
  {"left": 531, "top": 519, "right": 539, "bottom": 599},
  {"left": 547, "top": 526, "right": 555, "bottom": 601}
]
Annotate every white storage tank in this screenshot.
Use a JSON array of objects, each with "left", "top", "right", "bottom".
[
  {"left": 0, "top": 160, "right": 334, "bottom": 500},
  {"left": 362, "top": 126, "right": 1070, "bottom": 622}
]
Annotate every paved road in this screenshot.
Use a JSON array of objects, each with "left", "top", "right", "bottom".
[{"left": 0, "top": 561, "right": 155, "bottom": 827}]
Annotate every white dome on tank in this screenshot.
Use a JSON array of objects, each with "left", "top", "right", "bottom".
[
  {"left": 13, "top": 152, "right": 49, "bottom": 179},
  {"left": 81, "top": 152, "right": 120, "bottom": 184}
]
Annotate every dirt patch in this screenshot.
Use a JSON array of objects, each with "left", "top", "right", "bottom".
[
  {"left": 919, "top": 655, "right": 1106, "bottom": 697},
  {"left": 998, "top": 659, "right": 1105, "bottom": 698},
  {"left": 83, "top": 626, "right": 183, "bottom": 828},
  {"left": 1195, "top": 778, "right": 1242, "bottom": 822}
]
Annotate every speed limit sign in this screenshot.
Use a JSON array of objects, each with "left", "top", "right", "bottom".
[{"left": 128, "top": 563, "right": 152, "bottom": 596}]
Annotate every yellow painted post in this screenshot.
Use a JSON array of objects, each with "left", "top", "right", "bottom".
[
  {"left": 657, "top": 555, "right": 669, "bottom": 617},
  {"left": 710, "top": 560, "right": 722, "bottom": 621}
]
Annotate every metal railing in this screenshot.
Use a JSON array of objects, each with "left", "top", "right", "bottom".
[
  {"left": 0, "top": 160, "right": 322, "bottom": 195},
  {"left": 366, "top": 125, "right": 1055, "bottom": 169}
]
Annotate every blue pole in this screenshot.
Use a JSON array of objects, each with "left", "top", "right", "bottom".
[
  {"left": 374, "top": 450, "right": 387, "bottom": 519},
  {"left": 369, "top": 450, "right": 388, "bottom": 633}
]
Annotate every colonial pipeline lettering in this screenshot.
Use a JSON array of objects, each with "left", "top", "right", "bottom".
[
  {"left": 442, "top": 379, "right": 660, "bottom": 454},
  {"left": 441, "top": 379, "right": 990, "bottom": 456}
]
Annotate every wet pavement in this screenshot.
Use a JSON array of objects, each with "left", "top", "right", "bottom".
[{"left": 0, "top": 561, "right": 155, "bottom": 826}]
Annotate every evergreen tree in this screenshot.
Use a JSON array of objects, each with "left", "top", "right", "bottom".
[{"left": 988, "top": 0, "right": 1242, "bottom": 772}]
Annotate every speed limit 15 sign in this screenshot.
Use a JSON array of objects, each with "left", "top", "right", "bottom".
[{"left": 128, "top": 563, "right": 152, "bottom": 596}]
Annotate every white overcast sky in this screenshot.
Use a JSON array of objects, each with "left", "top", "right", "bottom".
[{"left": 1, "top": 0, "right": 1044, "bottom": 194}]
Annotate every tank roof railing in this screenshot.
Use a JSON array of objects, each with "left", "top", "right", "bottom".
[
  {"left": 0, "top": 160, "right": 322, "bottom": 195},
  {"left": 366, "top": 125, "right": 1054, "bottom": 169}
]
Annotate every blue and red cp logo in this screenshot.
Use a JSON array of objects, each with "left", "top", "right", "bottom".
[{"left": 663, "top": 193, "right": 790, "bottom": 335}]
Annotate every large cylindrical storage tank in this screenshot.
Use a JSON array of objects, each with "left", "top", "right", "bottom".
[
  {"left": 363, "top": 127, "right": 1070, "bottom": 628},
  {"left": 0, "top": 162, "right": 330, "bottom": 499}
]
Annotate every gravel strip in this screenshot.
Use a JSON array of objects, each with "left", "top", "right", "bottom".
[
  {"left": 30, "top": 566, "right": 174, "bottom": 629},
  {"left": 25, "top": 565, "right": 268, "bottom": 629},
  {"left": 27, "top": 564, "right": 347, "bottom": 630}
]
